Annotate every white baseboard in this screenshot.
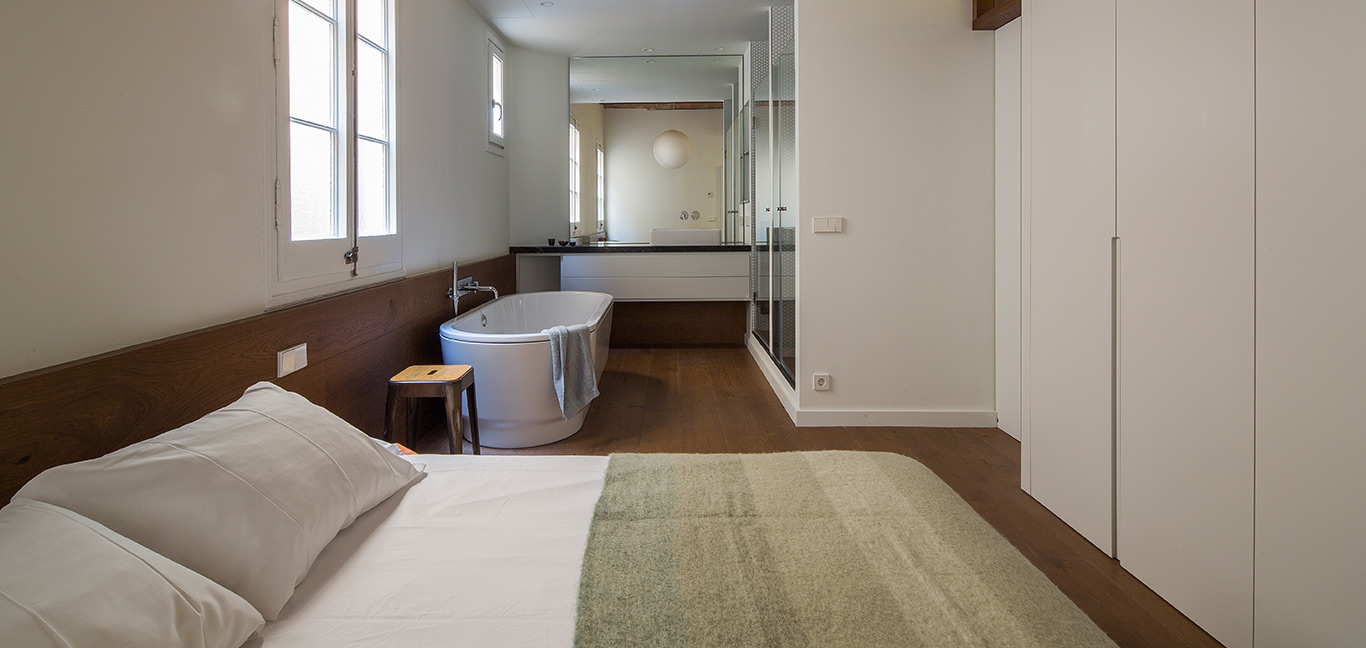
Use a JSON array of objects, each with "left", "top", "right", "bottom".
[
  {"left": 745, "top": 335, "right": 999, "bottom": 429},
  {"left": 745, "top": 334, "right": 800, "bottom": 423},
  {"left": 789, "top": 409, "right": 998, "bottom": 428}
]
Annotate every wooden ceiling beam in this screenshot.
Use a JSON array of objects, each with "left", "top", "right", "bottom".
[{"left": 973, "top": 0, "right": 1021, "bottom": 31}]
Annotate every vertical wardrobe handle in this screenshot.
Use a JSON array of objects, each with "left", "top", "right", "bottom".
[{"left": 1110, "top": 235, "right": 1120, "bottom": 557}]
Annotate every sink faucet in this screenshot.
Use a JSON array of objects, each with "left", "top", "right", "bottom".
[{"left": 447, "top": 277, "right": 499, "bottom": 314}]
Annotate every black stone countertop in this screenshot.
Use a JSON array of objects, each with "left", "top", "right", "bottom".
[{"left": 510, "top": 242, "right": 751, "bottom": 254}]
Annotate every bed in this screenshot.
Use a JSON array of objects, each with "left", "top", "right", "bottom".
[
  {"left": 253, "top": 453, "right": 605, "bottom": 647},
  {"left": 0, "top": 383, "right": 1117, "bottom": 648}
]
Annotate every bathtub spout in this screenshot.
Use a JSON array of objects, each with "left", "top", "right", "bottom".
[{"left": 452, "top": 277, "right": 499, "bottom": 303}]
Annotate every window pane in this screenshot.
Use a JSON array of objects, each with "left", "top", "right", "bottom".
[
  {"left": 356, "top": 42, "right": 386, "bottom": 140},
  {"left": 289, "top": 2, "right": 335, "bottom": 127},
  {"left": 291, "top": 122, "right": 339, "bottom": 240},
  {"left": 357, "top": 139, "right": 390, "bottom": 237},
  {"left": 569, "top": 124, "right": 579, "bottom": 223},
  {"left": 490, "top": 53, "right": 504, "bottom": 137},
  {"left": 357, "top": 0, "right": 384, "bottom": 46}
]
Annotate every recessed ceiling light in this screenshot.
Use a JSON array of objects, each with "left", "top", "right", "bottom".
[
  {"left": 714, "top": 47, "right": 725, "bottom": 51},
  {"left": 643, "top": 48, "right": 654, "bottom": 52},
  {"left": 540, "top": 1, "right": 554, "bottom": 6},
  {"left": 645, "top": 59, "right": 656, "bottom": 64},
  {"left": 710, "top": 59, "right": 720, "bottom": 63}
]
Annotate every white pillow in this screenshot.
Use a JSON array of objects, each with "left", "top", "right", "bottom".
[
  {"left": 0, "top": 499, "right": 264, "bottom": 648},
  {"left": 16, "top": 382, "right": 424, "bottom": 620}
]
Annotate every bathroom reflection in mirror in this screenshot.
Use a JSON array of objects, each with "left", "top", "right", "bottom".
[{"left": 569, "top": 55, "right": 745, "bottom": 244}]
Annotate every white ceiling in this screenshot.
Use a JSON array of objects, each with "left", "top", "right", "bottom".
[
  {"left": 472, "top": 0, "right": 789, "bottom": 57},
  {"left": 569, "top": 55, "right": 742, "bottom": 103}
]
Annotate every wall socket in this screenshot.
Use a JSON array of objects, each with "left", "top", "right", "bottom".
[
  {"left": 813, "top": 373, "right": 832, "bottom": 391},
  {"left": 277, "top": 343, "right": 308, "bottom": 378}
]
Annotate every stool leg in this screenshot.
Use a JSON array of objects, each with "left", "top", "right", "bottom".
[
  {"left": 404, "top": 399, "right": 417, "bottom": 450},
  {"left": 465, "top": 380, "right": 481, "bottom": 455},
  {"left": 443, "top": 384, "right": 462, "bottom": 455},
  {"left": 383, "top": 385, "right": 398, "bottom": 443}
]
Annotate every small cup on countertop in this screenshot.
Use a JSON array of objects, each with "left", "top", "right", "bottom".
[{"left": 547, "top": 237, "right": 555, "bottom": 245}]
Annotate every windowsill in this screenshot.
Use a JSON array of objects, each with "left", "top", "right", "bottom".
[
  {"left": 266, "top": 265, "right": 406, "bottom": 311},
  {"left": 486, "top": 140, "right": 506, "bottom": 157}
]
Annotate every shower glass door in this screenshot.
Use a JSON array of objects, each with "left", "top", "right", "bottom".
[
  {"left": 750, "top": 39, "right": 772, "bottom": 352},
  {"left": 748, "top": 6, "right": 797, "bottom": 388},
  {"left": 771, "top": 5, "right": 797, "bottom": 382}
]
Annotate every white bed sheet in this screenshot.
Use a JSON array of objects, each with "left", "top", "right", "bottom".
[{"left": 243, "top": 454, "right": 608, "bottom": 648}]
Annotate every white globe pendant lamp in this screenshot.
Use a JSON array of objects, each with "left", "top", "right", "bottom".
[{"left": 653, "top": 129, "right": 692, "bottom": 169}]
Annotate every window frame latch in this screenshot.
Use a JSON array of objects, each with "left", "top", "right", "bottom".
[{"left": 344, "top": 246, "right": 359, "bottom": 276}]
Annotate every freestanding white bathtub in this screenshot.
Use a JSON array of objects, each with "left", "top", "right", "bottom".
[{"left": 439, "top": 291, "right": 613, "bottom": 448}]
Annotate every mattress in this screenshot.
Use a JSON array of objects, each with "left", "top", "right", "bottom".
[{"left": 243, "top": 454, "right": 608, "bottom": 648}]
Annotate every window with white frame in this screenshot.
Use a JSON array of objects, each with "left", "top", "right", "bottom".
[
  {"left": 596, "top": 141, "right": 605, "bottom": 233},
  {"left": 568, "top": 119, "right": 580, "bottom": 234},
  {"left": 488, "top": 38, "right": 505, "bottom": 151},
  {"left": 276, "top": 0, "right": 399, "bottom": 302}
]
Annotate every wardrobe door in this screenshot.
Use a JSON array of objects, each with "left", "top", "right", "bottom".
[
  {"left": 1115, "top": 1, "right": 1255, "bottom": 646},
  {"left": 1255, "top": 0, "right": 1366, "bottom": 644},
  {"left": 1022, "top": 0, "right": 1116, "bottom": 555}
]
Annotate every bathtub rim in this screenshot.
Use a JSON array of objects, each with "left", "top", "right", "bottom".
[{"left": 438, "top": 291, "right": 613, "bottom": 344}]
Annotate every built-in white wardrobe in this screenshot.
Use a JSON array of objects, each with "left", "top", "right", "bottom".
[{"left": 1014, "top": 0, "right": 1365, "bottom": 646}]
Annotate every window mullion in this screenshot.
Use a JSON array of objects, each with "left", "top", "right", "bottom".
[
  {"left": 343, "top": 0, "right": 359, "bottom": 272},
  {"left": 357, "top": 33, "right": 386, "bottom": 53},
  {"left": 289, "top": 116, "right": 337, "bottom": 133}
]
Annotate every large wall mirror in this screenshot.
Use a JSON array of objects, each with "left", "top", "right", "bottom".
[{"left": 569, "top": 55, "right": 745, "bottom": 244}]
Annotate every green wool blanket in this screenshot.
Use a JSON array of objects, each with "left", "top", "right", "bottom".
[{"left": 574, "top": 451, "right": 1117, "bottom": 648}]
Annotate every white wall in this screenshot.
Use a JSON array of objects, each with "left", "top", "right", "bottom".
[
  {"left": 0, "top": 0, "right": 511, "bottom": 380},
  {"left": 603, "top": 109, "right": 724, "bottom": 243},
  {"left": 399, "top": 0, "right": 512, "bottom": 272},
  {"left": 794, "top": 0, "right": 996, "bottom": 422},
  {"left": 994, "top": 19, "right": 1022, "bottom": 440},
  {"left": 507, "top": 47, "right": 569, "bottom": 246}
]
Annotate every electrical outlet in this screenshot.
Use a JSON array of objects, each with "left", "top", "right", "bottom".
[
  {"left": 277, "top": 343, "right": 308, "bottom": 378},
  {"left": 813, "top": 373, "right": 832, "bottom": 391}
]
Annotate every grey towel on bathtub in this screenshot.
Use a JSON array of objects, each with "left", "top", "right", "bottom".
[{"left": 545, "top": 324, "right": 599, "bottom": 420}]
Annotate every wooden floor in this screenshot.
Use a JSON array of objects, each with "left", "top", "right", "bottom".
[{"left": 414, "top": 346, "right": 1223, "bottom": 648}]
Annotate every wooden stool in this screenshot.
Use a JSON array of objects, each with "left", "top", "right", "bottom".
[{"left": 384, "top": 365, "right": 480, "bottom": 454}]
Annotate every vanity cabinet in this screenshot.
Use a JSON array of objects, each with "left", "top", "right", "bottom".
[{"left": 561, "top": 252, "right": 748, "bottom": 301}]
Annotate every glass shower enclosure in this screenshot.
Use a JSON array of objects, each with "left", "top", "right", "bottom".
[{"left": 749, "top": 5, "right": 797, "bottom": 386}]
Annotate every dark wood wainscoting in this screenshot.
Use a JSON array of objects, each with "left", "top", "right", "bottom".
[
  {"left": 0, "top": 255, "right": 514, "bottom": 500},
  {"left": 609, "top": 301, "right": 747, "bottom": 347}
]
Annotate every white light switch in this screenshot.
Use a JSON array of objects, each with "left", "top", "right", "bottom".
[
  {"left": 812, "top": 217, "right": 845, "bottom": 233},
  {"left": 277, "top": 343, "right": 308, "bottom": 378}
]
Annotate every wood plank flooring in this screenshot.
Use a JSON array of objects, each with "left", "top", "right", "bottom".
[{"left": 414, "top": 346, "right": 1223, "bottom": 648}]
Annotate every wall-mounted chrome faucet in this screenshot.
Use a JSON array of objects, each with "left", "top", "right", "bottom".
[{"left": 447, "top": 277, "right": 499, "bottom": 315}]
